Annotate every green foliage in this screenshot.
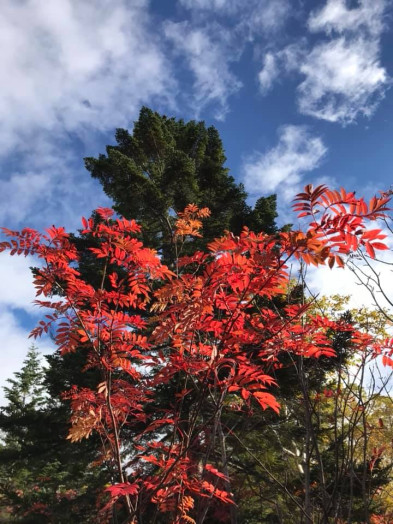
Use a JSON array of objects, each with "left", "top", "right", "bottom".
[
  {"left": 85, "top": 106, "right": 278, "bottom": 263},
  {"left": 0, "top": 346, "right": 105, "bottom": 523},
  {"left": 1, "top": 346, "right": 45, "bottom": 447}
]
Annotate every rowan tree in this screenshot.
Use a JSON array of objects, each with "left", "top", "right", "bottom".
[
  {"left": 1, "top": 184, "right": 391, "bottom": 524},
  {"left": 21, "top": 107, "right": 283, "bottom": 521}
]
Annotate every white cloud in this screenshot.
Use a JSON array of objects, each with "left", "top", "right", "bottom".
[
  {"left": 258, "top": 53, "right": 279, "bottom": 93},
  {"left": 244, "top": 0, "right": 290, "bottom": 35},
  {"left": 0, "top": 139, "right": 112, "bottom": 232},
  {"left": 0, "top": 0, "right": 174, "bottom": 154},
  {"left": 0, "top": 256, "right": 39, "bottom": 313},
  {"left": 179, "top": 0, "right": 291, "bottom": 35},
  {"left": 306, "top": 256, "right": 393, "bottom": 313},
  {"left": 180, "top": 0, "right": 236, "bottom": 10},
  {"left": 307, "top": 265, "right": 375, "bottom": 310},
  {"left": 257, "top": 0, "right": 389, "bottom": 124},
  {"left": 258, "top": 41, "right": 305, "bottom": 94},
  {"left": 174, "top": 0, "right": 293, "bottom": 116},
  {"left": 164, "top": 21, "right": 242, "bottom": 119},
  {"left": 242, "top": 125, "right": 327, "bottom": 201},
  {"left": 301, "top": 0, "right": 389, "bottom": 123},
  {"left": 297, "top": 37, "right": 388, "bottom": 123},
  {"left": 308, "top": 0, "right": 386, "bottom": 36}
]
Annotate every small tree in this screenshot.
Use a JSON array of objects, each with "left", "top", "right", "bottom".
[
  {"left": 0, "top": 345, "right": 46, "bottom": 520},
  {"left": 2, "top": 345, "right": 45, "bottom": 424},
  {"left": 0, "top": 346, "right": 105, "bottom": 523}
]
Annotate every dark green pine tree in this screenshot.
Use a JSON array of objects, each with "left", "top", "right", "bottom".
[{"left": 85, "top": 106, "right": 278, "bottom": 263}]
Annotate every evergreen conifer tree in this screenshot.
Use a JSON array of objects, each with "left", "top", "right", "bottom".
[
  {"left": 0, "top": 345, "right": 45, "bottom": 448},
  {"left": 85, "top": 106, "right": 278, "bottom": 263},
  {"left": 0, "top": 346, "right": 105, "bottom": 522}
]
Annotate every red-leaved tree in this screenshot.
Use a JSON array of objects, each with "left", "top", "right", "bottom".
[{"left": 1, "top": 185, "right": 392, "bottom": 523}]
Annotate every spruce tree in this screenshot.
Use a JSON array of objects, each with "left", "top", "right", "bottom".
[
  {"left": 0, "top": 346, "right": 105, "bottom": 523},
  {"left": 0, "top": 345, "right": 45, "bottom": 449}
]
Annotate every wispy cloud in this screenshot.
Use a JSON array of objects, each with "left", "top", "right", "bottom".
[
  {"left": 245, "top": 0, "right": 291, "bottom": 35},
  {"left": 258, "top": 52, "right": 280, "bottom": 93},
  {"left": 242, "top": 125, "right": 327, "bottom": 203},
  {"left": 308, "top": 0, "right": 386, "bottom": 36},
  {"left": 173, "top": 0, "right": 292, "bottom": 117},
  {"left": 0, "top": 0, "right": 177, "bottom": 230},
  {"left": 179, "top": 0, "right": 291, "bottom": 34},
  {"left": 0, "top": 136, "right": 111, "bottom": 232},
  {"left": 257, "top": 0, "right": 389, "bottom": 124},
  {"left": 297, "top": 36, "right": 387, "bottom": 123},
  {"left": 301, "top": 0, "right": 389, "bottom": 123},
  {"left": 164, "top": 21, "right": 242, "bottom": 119},
  {"left": 179, "top": 0, "right": 238, "bottom": 11},
  {"left": 258, "top": 42, "right": 305, "bottom": 94},
  {"left": 0, "top": 256, "right": 39, "bottom": 313},
  {"left": 0, "top": 0, "right": 174, "bottom": 154}
]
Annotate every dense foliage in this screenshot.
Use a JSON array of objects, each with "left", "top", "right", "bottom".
[
  {"left": 84, "top": 106, "right": 281, "bottom": 263},
  {"left": 1, "top": 184, "right": 392, "bottom": 523}
]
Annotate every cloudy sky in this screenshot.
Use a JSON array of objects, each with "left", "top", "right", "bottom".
[{"left": 1, "top": 0, "right": 392, "bottom": 396}]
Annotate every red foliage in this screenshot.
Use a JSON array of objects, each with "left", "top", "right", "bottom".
[{"left": 1, "top": 186, "right": 391, "bottom": 522}]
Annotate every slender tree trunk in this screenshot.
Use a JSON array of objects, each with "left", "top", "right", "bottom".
[
  {"left": 106, "top": 371, "right": 133, "bottom": 519},
  {"left": 304, "top": 417, "right": 313, "bottom": 524},
  {"left": 299, "top": 357, "right": 313, "bottom": 524},
  {"left": 218, "top": 421, "right": 237, "bottom": 524}
]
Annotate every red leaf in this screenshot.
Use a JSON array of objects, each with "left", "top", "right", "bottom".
[
  {"left": 365, "top": 242, "right": 376, "bottom": 258},
  {"left": 205, "top": 464, "right": 229, "bottom": 481},
  {"left": 96, "top": 207, "right": 114, "bottom": 220},
  {"left": 371, "top": 242, "right": 389, "bottom": 251},
  {"left": 253, "top": 392, "right": 280, "bottom": 413},
  {"left": 106, "top": 483, "right": 139, "bottom": 497}
]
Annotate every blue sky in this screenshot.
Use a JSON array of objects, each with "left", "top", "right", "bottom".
[{"left": 0, "top": 0, "right": 392, "bottom": 396}]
